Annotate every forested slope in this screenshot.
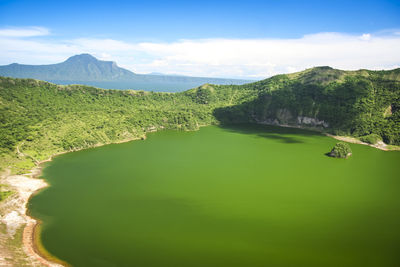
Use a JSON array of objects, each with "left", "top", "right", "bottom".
[
  {"left": 214, "top": 67, "right": 400, "bottom": 144},
  {"left": 1, "top": 66, "right": 399, "bottom": 173},
  {"left": 0, "top": 77, "right": 252, "bottom": 173}
]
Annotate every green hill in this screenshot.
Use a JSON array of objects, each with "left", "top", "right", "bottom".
[
  {"left": 1, "top": 66, "right": 399, "bottom": 173},
  {"left": 214, "top": 67, "right": 400, "bottom": 144}
]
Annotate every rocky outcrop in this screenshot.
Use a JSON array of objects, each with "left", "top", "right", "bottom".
[
  {"left": 296, "top": 116, "right": 329, "bottom": 128},
  {"left": 256, "top": 109, "right": 329, "bottom": 129}
]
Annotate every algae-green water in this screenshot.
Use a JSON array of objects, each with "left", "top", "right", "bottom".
[{"left": 29, "top": 125, "right": 400, "bottom": 267}]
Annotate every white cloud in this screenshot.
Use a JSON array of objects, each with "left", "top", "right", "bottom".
[
  {"left": 1, "top": 27, "right": 400, "bottom": 79},
  {"left": 0, "top": 26, "right": 50, "bottom": 37},
  {"left": 360, "top": 33, "right": 371, "bottom": 41}
]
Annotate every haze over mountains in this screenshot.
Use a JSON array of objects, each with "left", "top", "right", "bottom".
[{"left": 0, "top": 54, "right": 251, "bottom": 92}]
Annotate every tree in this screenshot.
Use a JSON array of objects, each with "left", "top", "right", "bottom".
[{"left": 329, "top": 142, "right": 352, "bottom": 158}]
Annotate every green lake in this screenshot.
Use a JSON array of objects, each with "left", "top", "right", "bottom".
[{"left": 29, "top": 125, "right": 400, "bottom": 267}]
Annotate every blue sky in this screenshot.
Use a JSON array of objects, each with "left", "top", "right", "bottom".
[{"left": 1, "top": 0, "right": 400, "bottom": 78}]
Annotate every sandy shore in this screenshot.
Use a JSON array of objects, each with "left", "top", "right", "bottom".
[
  {"left": 1, "top": 167, "right": 64, "bottom": 266},
  {"left": 0, "top": 135, "right": 145, "bottom": 267},
  {"left": 324, "top": 133, "right": 400, "bottom": 151}
]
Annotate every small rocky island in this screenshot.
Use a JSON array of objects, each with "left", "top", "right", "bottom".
[{"left": 329, "top": 142, "right": 352, "bottom": 158}]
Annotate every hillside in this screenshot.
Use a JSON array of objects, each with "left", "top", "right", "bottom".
[
  {"left": 1, "top": 67, "right": 399, "bottom": 173},
  {"left": 0, "top": 54, "right": 251, "bottom": 91},
  {"left": 0, "top": 77, "right": 253, "bottom": 173},
  {"left": 214, "top": 67, "right": 400, "bottom": 145}
]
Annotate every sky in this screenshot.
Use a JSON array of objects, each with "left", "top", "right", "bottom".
[{"left": 0, "top": 0, "right": 400, "bottom": 79}]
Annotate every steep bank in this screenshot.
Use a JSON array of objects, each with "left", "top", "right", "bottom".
[{"left": 213, "top": 67, "right": 400, "bottom": 145}]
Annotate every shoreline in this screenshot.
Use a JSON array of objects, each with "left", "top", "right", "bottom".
[
  {"left": 1, "top": 124, "right": 398, "bottom": 266},
  {"left": 0, "top": 165, "right": 63, "bottom": 266},
  {"left": 24, "top": 136, "right": 145, "bottom": 266},
  {"left": 1, "top": 135, "right": 144, "bottom": 267},
  {"left": 324, "top": 133, "right": 400, "bottom": 151},
  {"left": 256, "top": 121, "right": 400, "bottom": 151}
]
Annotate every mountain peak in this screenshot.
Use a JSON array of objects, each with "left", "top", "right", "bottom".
[
  {"left": 0, "top": 55, "right": 251, "bottom": 86},
  {"left": 64, "top": 53, "right": 99, "bottom": 63}
]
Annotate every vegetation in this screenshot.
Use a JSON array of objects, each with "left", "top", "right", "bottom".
[
  {"left": 359, "top": 133, "right": 382, "bottom": 144},
  {"left": 0, "top": 185, "right": 12, "bottom": 202},
  {"left": 329, "top": 142, "right": 352, "bottom": 158},
  {"left": 0, "top": 66, "right": 399, "bottom": 173},
  {"left": 213, "top": 67, "right": 400, "bottom": 144},
  {"left": 0, "top": 77, "right": 252, "bottom": 173}
]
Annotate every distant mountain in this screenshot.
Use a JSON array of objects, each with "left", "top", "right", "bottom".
[
  {"left": 0, "top": 54, "right": 135, "bottom": 81},
  {"left": 0, "top": 54, "right": 251, "bottom": 91}
]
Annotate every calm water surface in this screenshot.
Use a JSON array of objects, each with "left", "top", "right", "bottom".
[{"left": 29, "top": 125, "right": 400, "bottom": 267}]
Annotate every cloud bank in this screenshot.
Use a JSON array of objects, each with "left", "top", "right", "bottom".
[
  {"left": 0, "top": 26, "right": 50, "bottom": 37},
  {"left": 0, "top": 27, "right": 399, "bottom": 79}
]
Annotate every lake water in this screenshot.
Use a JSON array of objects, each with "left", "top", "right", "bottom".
[
  {"left": 29, "top": 125, "right": 400, "bottom": 267},
  {"left": 49, "top": 80, "right": 208, "bottom": 92},
  {"left": 49, "top": 79, "right": 251, "bottom": 92}
]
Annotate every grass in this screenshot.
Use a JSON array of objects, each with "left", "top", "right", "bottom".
[{"left": 0, "top": 185, "right": 13, "bottom": 202}]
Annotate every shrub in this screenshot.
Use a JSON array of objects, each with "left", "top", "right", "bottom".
[
  {"left": 329, "top": 142, "right": 352, "bottom": 158},
  {"left": 0, "top": 189, "right": 12, "bottom": 202},
  {"left": 359, "top": 134, "right": 381, "bottom": 144}
]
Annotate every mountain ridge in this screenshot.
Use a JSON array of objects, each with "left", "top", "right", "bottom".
[
  {"left": 0, "top": 54, "right": 251, "bottom": 90},
  {"left": 0, "top": 54, "right": 136, "bottom": 81}
]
